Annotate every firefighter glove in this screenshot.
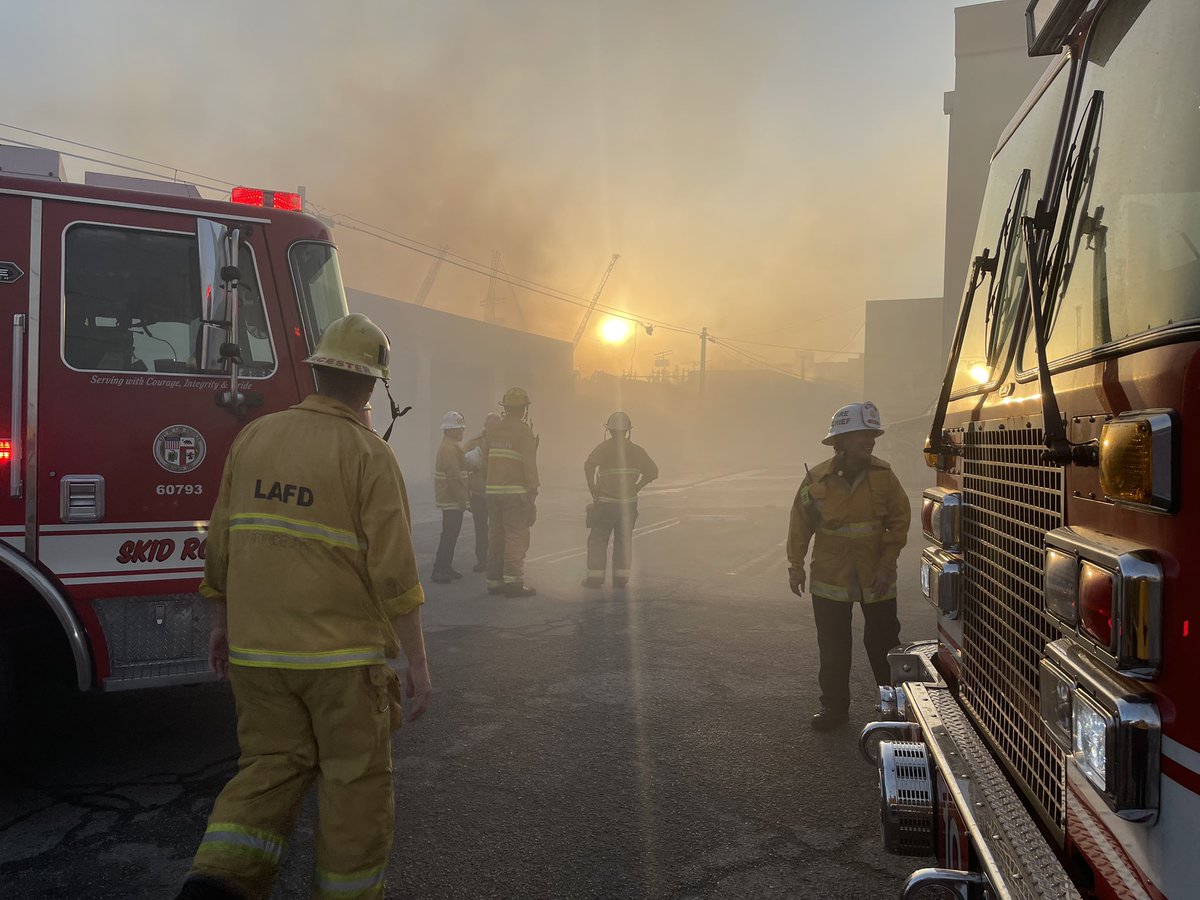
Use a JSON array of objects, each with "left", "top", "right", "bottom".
[{"left": 788, "top": 566, "right": 806, "bottom": 597}]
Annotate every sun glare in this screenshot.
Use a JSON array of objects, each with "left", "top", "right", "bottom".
[{"left": 599, "top": 316, "right": 634, "bottom": 345}]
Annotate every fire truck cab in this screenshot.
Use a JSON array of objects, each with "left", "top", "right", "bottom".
[
  {"left": 0, "top": 147, "right": 349, "bottom": 727},
  {"left": 862, "top": 1, "right": 1200, "bottom": 897}
]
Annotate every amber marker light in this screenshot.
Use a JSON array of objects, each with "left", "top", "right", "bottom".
[{"left": 1099, "top": 419, "right": 1153, "bottom": 505}]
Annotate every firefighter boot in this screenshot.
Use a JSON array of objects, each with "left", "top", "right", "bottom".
[
  {"left": 581, "top": 577, "right": 604, "bottom": 589},
  {"left": 809, "top": 708, "right": 850, "bottom": 732},
  {"left": 503, "top": 583, "right": 537, "bottom": 597},
  {"left": 176, "top": 875, "right": 245, "bottom": 900}
]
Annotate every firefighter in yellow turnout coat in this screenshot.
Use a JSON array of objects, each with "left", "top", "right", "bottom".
[
  {"left": 483, "top": 388, "right": 539, "bottom": 597},
  {"left": 179, "top": 315, "right": 431, "bottom": 900},
  {"left": 432, "top": 411, "right": 469, "bottom": 583},
  {"left": 582, "top": 411, "right": 659, "bottom": 588},
  {"left": 787, "top": 402, "right": 909, "bottom": 732}
]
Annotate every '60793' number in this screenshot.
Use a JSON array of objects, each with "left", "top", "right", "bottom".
[{"left": 156, "top": 484, "right": 203, "bottom": 496}]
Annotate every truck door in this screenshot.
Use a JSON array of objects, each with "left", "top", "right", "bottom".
[
  {"left": 0, "top": 193, "right": 32, "bottom": 554},
  {"left": 33, "top": 199, "right": 300, "bottom": 686}
]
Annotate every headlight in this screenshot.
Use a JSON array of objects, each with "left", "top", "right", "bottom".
[
  {"left": 1038, "top": 658, "right": 1073, "bottom": 750},
  {"left": 920, "top": 488, "right": 961, "bottom": 550},
  {"left": 1044, "top": 527, "right": 1162, "bottom": 679},
  {"left": 1040, "top": 639, "right": 1161, "bottom": 823},
  {"left": 920, "top": 548, "right": 962, "bottom": 619},
  {"left": 1072, "top": 690, "right": 1109, "bottom": 792},
  {"left": 1098, "top": 410, "right": 1174, "bottom": 512}
]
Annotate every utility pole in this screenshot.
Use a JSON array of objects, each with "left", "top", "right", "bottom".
[{"left": 699, "top": 326, "right": 709, "bottom": 405}]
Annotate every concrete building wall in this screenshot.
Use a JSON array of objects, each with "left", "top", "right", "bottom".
[
  {"left": 347, "top": 288, "right": 574, "bottom": 489},
  {"left": 863, "top": 296, "right": 944, "bottom": 486},
  {"left": 864, "top": 297, "right": 943, "bottom": 421},
  {"left": 942, "top": 0, "right": 1051, "bottom": 350}
]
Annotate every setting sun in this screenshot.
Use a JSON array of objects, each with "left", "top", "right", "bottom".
[{"left": 598, "top": 316, "right": 634, "bottom": 345}]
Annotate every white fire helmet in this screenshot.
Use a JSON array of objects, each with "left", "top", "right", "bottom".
[
  {"left": 441, "top": 411, "right": 466, "bottom": 431},
  {"left": 822, "top": 401, "right": 884, "bottom": 446}
]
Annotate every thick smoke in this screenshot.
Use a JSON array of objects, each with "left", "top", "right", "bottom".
[{"left": 3, "top": 0, "right": 951, "bottom": 374}]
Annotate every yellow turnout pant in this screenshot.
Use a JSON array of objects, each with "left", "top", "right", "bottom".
[
  {"left": 485, "top": 494, "right": 534, "bottom": 587},
  {"left": 189, "top": 664, "right": 395, "bottom": 899}
]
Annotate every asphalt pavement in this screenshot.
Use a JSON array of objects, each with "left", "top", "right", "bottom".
[{"left": 0, "top": 465, "right": 934, "bottom": 898}]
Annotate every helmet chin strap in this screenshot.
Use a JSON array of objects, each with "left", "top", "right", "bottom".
[{"left": 381, "top": 379, "right": 412, "bottom": 442}]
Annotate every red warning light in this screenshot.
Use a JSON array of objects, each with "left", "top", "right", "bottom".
[
  {"left": 0, "top": 439, "right": 11, "bottom": 462},
  {"left": 231, "top": 186, "right": 265, "bottom": 207},
  {"left": 231, "top": 186, "right": 302, "bottom": 211},
  {"left": 272, "top": 191, "right": 303, "bottom": 211}
]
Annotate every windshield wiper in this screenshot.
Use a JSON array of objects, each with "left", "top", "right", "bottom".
[
  {"left": 925, "top": 247, "right": 996, "bottom": 465},
  {"left": 1020, "top": 91, "right": 1104, "bottom": 467}
]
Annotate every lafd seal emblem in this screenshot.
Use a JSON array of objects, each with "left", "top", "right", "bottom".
[{"left": 153, "top": 424, "right": 206, "bottom": 474}]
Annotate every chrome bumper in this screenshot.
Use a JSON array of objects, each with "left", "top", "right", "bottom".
[{"left": 874, "top": 681, "right": 1081, "bottom": 900}]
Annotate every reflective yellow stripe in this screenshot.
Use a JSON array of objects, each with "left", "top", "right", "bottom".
[
  {"left": 598, "top": 495, "right": 636, "bottom": 504},
  {"left": 486, "top": 485, "right": 528, "bottom": 494},
  {"left": 198, "top": 822, "right": 285, "bottom": 864},
  {"left": 489, "top": 448, "right": 524, "bottom": 461},
  {"left": 817, "top": 520, "right": 883, "bottom": 538},
  {"left": 231, "top": 513, "right": 365, "bottom": 551},
  {"left": 228, "top": 645, "right": 386, "bottom": 669},
  {"left": 811, "top": 580, "right": 850, "bottom": 601},
  {"left": 437, "top": 502, "right": 467, "bottom": 509},
  {"left": 316, "top": 864, "right": 386, "bottom": 896}
]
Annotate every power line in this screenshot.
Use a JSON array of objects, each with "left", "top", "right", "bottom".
[
  {"left": 726, "top": 308, "right": 855, "bottom": 340},
  {"left": 719, "top": 335, "right": 863, "bottom": 354},
  {"left": 0, "top": 123, "right": 236, "bottom": 194},
  {"left": 0, "top": 122, "right": 857, "bottom": 359},
  {"left": 706, "top": 337, "right": 806, "bottom": 380},
  {"left": 328, "top": 215, "right": 702, "bottom": 337}
]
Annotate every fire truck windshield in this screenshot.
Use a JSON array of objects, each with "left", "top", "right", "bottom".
[
  {"left": 950, "top": 58, "right": 1069, "bottom": 395},
  {"left": 289, "top": 242, "right": 350, "bottom": 350},
  {"left": 1020, "top": 0, "right": 1200, "bottom": 369}
]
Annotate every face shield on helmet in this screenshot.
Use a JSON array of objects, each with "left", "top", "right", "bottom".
[{"left": 822, "top": 401, "right": 884, "bottom": 446}]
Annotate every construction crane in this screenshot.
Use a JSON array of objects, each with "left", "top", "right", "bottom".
[
  {"left": 413, "top": 245, "right": 448, "bottom": 306},
  {"left": 571, "top": 254, "right": 620, "bottom": 348}
]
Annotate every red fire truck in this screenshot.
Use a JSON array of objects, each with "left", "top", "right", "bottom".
[
  {"left": 0, "top": 147, "right": 350, "bottom": 728},
  {"left": 861, "top": 1, "right": 1199, "bottom": 897}
]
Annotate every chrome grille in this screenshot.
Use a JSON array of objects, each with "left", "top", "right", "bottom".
[{"left": 956, "top": 419, "right": 1065, "bottom": 832}]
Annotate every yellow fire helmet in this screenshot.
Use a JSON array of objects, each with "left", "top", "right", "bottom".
[
  {"left": 501, "top": 387, "right": 531, "bottom": 407},
  {"left": 304, "top": 314, "right": 390, "bottom": 380}
]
